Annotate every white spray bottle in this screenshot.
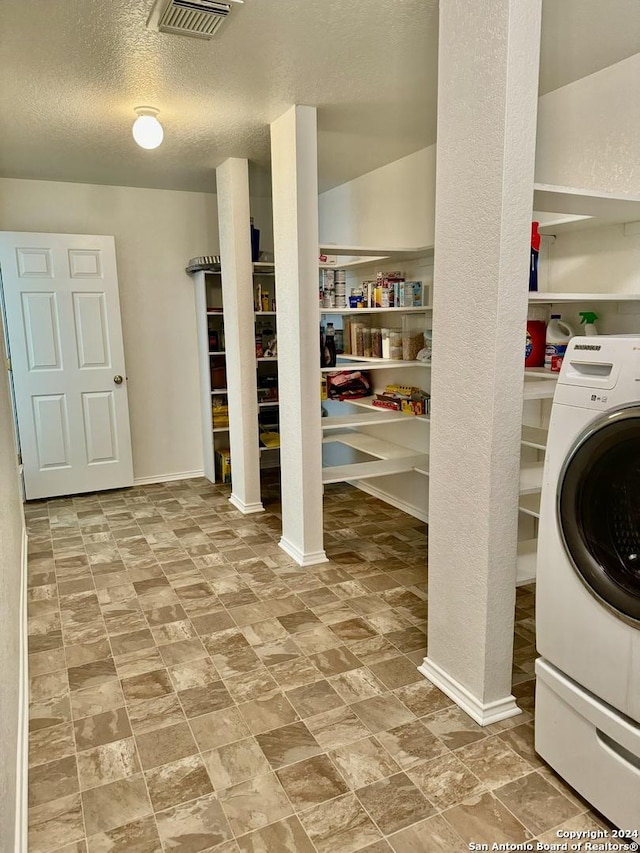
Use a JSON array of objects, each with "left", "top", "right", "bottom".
[{"left": 579, "top": 311, "right": 599, "bottom": 335}]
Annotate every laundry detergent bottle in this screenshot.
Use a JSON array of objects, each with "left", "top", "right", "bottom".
[{"left": 545, "top": 314, "right": 573, "bottom": 373}]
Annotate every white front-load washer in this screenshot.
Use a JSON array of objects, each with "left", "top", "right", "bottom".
[{"left": 535, "top": 335, "right": 640, "bottom": 831}]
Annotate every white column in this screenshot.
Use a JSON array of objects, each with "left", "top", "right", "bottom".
[
  {"left": 420, "top": 0, "right": 542, "bottom": 724},
  {"left": 216, "top": 158, "right": 263, "bottom": 514},
  {"left": 270, "top": 105, "right": 327, "bottom": 566}
]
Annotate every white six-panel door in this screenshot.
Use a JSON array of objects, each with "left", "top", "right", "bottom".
[{"left": 0, "top": 232, "right": 133, "bottom": 499}]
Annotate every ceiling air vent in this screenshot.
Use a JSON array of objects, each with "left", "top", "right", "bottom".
[{"left": 147, "top": 0, "right": 243, "bottom": 40}]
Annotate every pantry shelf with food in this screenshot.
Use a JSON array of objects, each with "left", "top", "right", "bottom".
[{"left": 319, "top": 255, "right": 433, "bottom": 522}]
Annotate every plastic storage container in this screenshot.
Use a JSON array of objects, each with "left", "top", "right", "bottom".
[
  {"left": 525, "top": 320, "right": 546, "bottom": 367},
  {"left": 545, "top": 314, "right": 573, "bottom": 372}
]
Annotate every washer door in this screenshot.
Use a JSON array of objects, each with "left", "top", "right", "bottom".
[{"left": 558, "top": 406, "right": 640, "bottom": 624}]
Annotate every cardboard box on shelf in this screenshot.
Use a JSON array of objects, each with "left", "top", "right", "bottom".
[{"left": 215, "top": 450, "right": 231, "bottom": 483}]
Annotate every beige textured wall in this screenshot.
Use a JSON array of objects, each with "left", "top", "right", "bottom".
[
  {"left": 0, "top": 317, "right": 25, "bottom": 851},
  {"left": 0, "top": 178, "right": 219, "bottom": 483}
]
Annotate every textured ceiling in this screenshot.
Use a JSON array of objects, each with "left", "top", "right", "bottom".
[{"left": 0, "top": 0, "right": 638, "bottom": 194}]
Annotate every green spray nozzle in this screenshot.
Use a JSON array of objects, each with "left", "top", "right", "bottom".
[{"left": 579, "top": 311, "right": 599, "bottom": 324}]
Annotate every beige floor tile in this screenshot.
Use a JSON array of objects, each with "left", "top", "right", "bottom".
[
  {"left": 73, "top": 706, "right": 131, "bottom": 750},
  {"left": 393, "top": 680, "right": 453, "bottom": 717},
  {"left": 120, "top": 668, "right": 174, "bottom": 703},
  {"left": 145, "top": 754, "right": 213, "bottom": 812},
  {"left": 494, "top": 771, "right": 583, "bottom": 836},
  {"left": 286, "top": 679, "right": 345, "bottom": 717},
  {"left": 203, "top": 737, "right": 271, "bottom": 789},
  {"left": 331, "top": 736, "right": 400, "bottom": 789},
  {"left": 269, "top": 657, "right": 321, "bottom": 690},
  {"left": 155, "top": 792, "right": 232, "bottom": 851},
  {"left": 190, "top": 706, "right": 252, "bottom": 751},
  {"left": 298, "top": 792, "right": 383, "bottom": 853},
  {"left": 218, "top": 771, "right": 293, "bottom": 836},
  {"left": 407, "top": 752, "right": 486, "bottom": 810},
  {"left": 178, "top": 681, "right": 234, "bottom": 717},
  {"left": 238, "top": 692, "right": 299, "bottom": 734},
  {"left": 329, "top": 667, "right": 387, "bottom": 704},
  {"left": 67, "top": 659, "right": 118, "bottom": 692},
  {"left": 27, "top": 479, "right": 609, "bottom": 853},
  {"left": 126, "top": 693, "right": 186, "bottom": 735},
  {"left": 76, "top": 737, "right": 140, "bottom": 790},
  {"left": 276, "top": 753, "right": 349, "bottom": 810},
  {"left": 234, "top": 814, "right": 315, "bottom": 853},
  {"left": 351, "top": 694, "right": 416, "bottom": 734},
  {"left": 368, "top": 656, "right": 423, "bottom": 690},
  {"left": 356, "top": 771, "right": 434, "bottom": 835},
  {"left": 387, "top": 814, "right": 467, "bottom": 853},
  {"left": 29, "top": 722, "right": 76, "bottom": 767},
  {"left": 376, "top": 719, "right": 449, "bottom": 770},
  {"left": 422, "top": 705, "right": 488, "bottom": 750},
  {"left": 255, "top": 721, "right": 323, "bottom": 770},
  {"left": 134, "top": 720, "right": 198, "bottom": 770},
  {"left": 86, "top": 815, "right": 162, "bottom": 853},
  {"left": 456, "top": 734, "right": 533, "bottom": 789},
  {"left": 28, "top": 793, "right": 85, "bottom": 853},
  {"left": 442, "top": 791, "right": 531, "bottom": 845},
  {"left": 28, "top": 755, "right": 79, "bottom": 807},
  {"left": 305, "top": 705, "right": 374, "bottom": 750},
  {"left": 81, "top": 775, "right": 152, "bottom": 835}
]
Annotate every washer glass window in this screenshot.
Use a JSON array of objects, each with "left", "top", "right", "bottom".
[{"left": 559, "top": 407, "right": 640, "bottom": 623}]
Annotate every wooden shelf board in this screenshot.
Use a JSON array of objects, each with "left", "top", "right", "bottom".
[
  {"left": 524, "top": 368, "right": 558, "bottom": 380},
  {"left": 529, "top": 292, "right": 640, "bottom": 303},
  {"left": 255, "top": 311, "right": 277, "bottom": 316},
  {"left": 523, "top": 380, "right": 556, "bottom": 401},
  {"left": 320, "top": 307, "right": 431, "bottom": 315},
  {"left": 321, "top": 358, "right": 427, "bottom": 372},
  {"left": 517, "top": 538, "right": 538, "bottom": 586},
  {"left": 259, "top": 445, "right": 280, "bottom": 453},
  {"left": 341, "top": 397, "right": 430, "bottom": 422},
  {"left": 212, "top": 427, "right": 230, "bottom": 434},
  {"left": 323, "top": 454, "right": 429, "bottom": 484},
  {"left": 533, "top": 184, "right": 640, "bottom": 225},
  {"left": 323, "top": 430, "right": 426, "bottom": 458},
  {"left": 206, "top": 310, "right": 223, "bottom": 315},
  {"left": 258, "top": 401, "right": 279, "bottom": 408},
  {"left": 521, "top": 425, "right": 548, "bottom": 451},
  {"left": 211, "top": 388, "right": 228, "bottom": 395},
  {"left": 519, "top": 494, "right": 541, "bottom": 519},
  {"left": 319, "top": 243, "right": 433, "bottom": 259},
  {"left": 322, "top": 410, "right": 428, "bottom": 430},
  {"left": 257, "top": 357, "right": 278, "bottom": 362},
  {"left": 519, "top": 462, "right": 544, "bottom": 496},
  {"left": 209, "top": 351, "right": 226, "bottom": 356}
]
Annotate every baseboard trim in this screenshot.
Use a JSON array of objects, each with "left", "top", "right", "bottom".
[
  {"left": 279, "top": 537, "right": 328, "bottom": 567},
  {"left": 15, "top": 523, "right": 28, "bottom": 853},
  {"left": 229, "top": 494, "right": 264, "bottom": 515},
  {"left": 418, "top": 657, "right": 521, "bottom": 727},
  {"left": 133, "top": 469, "right": 205, "bottom": 486},
  {"left": 348, "top": 479, "right": 428, "bottom": 523}
]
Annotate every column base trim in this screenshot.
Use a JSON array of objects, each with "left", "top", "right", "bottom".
[
  {"left": 418, "top": 657, "right": 521, "bottom": 727},
  {"left": 279, "top": 537, "right": 328, "bottom": 567},
  {"left": 229, "top": 494, "right": 265, "bottom": 515}
]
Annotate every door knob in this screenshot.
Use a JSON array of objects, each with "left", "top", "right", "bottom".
[{"left": 113, "top": 375, "right": 123, "bottom": 385}]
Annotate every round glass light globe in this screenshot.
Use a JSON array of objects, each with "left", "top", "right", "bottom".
[{"left": 132, "top": 114, "right": 164, "bottom": 149}]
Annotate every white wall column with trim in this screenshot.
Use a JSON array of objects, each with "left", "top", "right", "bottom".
[
  {"left": 270, "top": 105, "right": 327, "bottom": 567},
  {"left": 216, "top": 157, "right": 264, "bottom": 514},
  {"left": 420, "top": 0, "right": 542, "bottom": 725}
]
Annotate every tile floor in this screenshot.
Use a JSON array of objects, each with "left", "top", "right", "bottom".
[{"left": 26, "top": 473, "right": 612, "bottom": 853}]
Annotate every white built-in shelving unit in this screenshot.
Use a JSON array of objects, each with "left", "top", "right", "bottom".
[
  {"left": 515, "top": 183, "right": 640, "bottom": 585},
  {"left": 253, "top": 263, "right": 280, "bottom": 468},
  {"left": 189, "top": 267, "right": 229, "bottom": 482},
  {"left": 319, "top": 246, "right": 433, "bottom": 523}
]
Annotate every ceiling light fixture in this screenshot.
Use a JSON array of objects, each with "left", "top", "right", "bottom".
[{"left": 132, "top": 106, "right": 164, "bottom": 150}]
